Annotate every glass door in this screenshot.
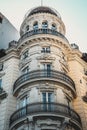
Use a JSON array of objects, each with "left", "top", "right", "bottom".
[
  {"left": 47, "top": 64, "right": 51, "bottom": 76},
  {"left": 42, "top": 92, "right": 53, "bottom": 111},
  {"left": 43, "top": 64, "right": 51, "bottom": 77}
]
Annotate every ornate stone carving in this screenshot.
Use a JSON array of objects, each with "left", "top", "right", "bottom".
[
  {"left": 37, "top": 83, "right": 57, "bottom": 92},
  {"left": 37, "top": 54, "right": 55, "bottom": 62},
  {"left": 36, "top": 118, "right": 61, "bottom": 127}
]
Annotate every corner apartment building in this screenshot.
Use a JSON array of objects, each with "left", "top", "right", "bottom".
[{"left": 0, "top": 6, "right": 87, "bottom": 130}]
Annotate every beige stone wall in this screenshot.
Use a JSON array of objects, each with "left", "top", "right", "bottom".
[
  {"left": 68, "top": 51, "right": 87, "bottom": 130},
  {"left": 0, "top": 56, "right": 19, "bottom": 130},
  {"left": 20, "top": 13, "right": 66, "bottom": 36}
]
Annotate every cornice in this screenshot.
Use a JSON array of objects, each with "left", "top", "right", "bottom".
[
  {"left": 68, "top": 51, "right": 87, "bottom": 67},
  {"left": 0, "top": 50, "right": 19, "bottom": 63},
  {"left": 17, "top": 35, "right": 70, "bottom": 52}
]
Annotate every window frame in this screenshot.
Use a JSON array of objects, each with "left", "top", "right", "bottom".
[
  {"left": 33, "top": 21, "right": 38, "bottom": 30},
  {"left": 51, "top": 23, "right": 56, "bottom": 31},
  {"left": 41, "top": 47, "right": 50, "bottom": 53},
  {"left": 0, "top": 79, "right": 2, "bottom": 89},
  {"left": 42, "top": 21, "right": 48, "bottom": 29}
]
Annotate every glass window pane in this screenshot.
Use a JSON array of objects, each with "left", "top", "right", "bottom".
[
  {"left": 33, "top": 22, "right": 38, "bottom": 30},
  {"left": 0, "top": 79, "right": 2, "bottom": 88},
  {"left": 42, "top": 22, "right": 48, "bottom": 29}
]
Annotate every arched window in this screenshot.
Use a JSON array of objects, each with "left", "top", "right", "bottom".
[
  {"left": 42, "top": 21, "right": 48, "bottom": 29},
  {"left": 51, "top": 24, "right": 56, "bottom": 30},
  {"left": 33, "top": 22, "right": 38, "bottom": 30}
]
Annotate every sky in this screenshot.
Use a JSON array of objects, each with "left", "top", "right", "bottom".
[{"left": 0, "top": 0, "right": 87, "bottom": 52}]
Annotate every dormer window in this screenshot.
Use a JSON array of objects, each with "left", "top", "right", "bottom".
[
  {"left": 51, "top": 24, "right": 56, "bottom": 30},
  {"left": 33, "top": 22, "right": 38, "bottom": 30},
  {"left": 42, "top": 21, "right": 48, "bottom": 29},
  {"left": 41, "top": 47, "right": 50, "bottom": 53}
]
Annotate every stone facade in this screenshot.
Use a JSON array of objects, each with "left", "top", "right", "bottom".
[{"left": 0, "top": 6, "right": 87, "bottom": 130}]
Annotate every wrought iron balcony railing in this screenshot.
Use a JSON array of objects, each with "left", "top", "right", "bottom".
[
  {"left": 10, "top": 102, "right": 82, "bottom": 128},
  {"left": 18, "top": 28, "right": 69, "bottom": 43},
  {"left": 13, "top": 70, "right": 76, "bottom": 95}
]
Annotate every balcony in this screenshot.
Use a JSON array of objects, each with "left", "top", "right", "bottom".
[
  {"left": 10, "top": 102, "right": 82, "bottom": 129},
  {"left": 13, "top": 70, "right": 76, "bottom": 96},
  {"left": 18, "top": 28, "right": 69, "bottom": 44}
]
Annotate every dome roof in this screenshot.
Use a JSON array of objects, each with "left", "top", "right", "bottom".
[{"left": 24, "top": 6, "right": 61, "bottom": 19}]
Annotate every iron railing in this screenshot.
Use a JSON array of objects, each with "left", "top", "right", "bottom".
[
  {"left": 19, "top": 28, "right": 69, "bottom": 43},
  {"left": 13, "top": 70, "right": 75, "bottom": 93},
  {"left": 10, "top": 102, "right": 81, "bottom": 127}
]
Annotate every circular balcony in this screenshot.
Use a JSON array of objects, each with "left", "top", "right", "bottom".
[
  {"left": 18, "top": 28, "right": 69, "bottom": 44},
  {"left": 10, "top": 102, "right": 82, "bottom": 129},
  {"left": 13, "top": 70, "right": 76, "bottom": 96}
]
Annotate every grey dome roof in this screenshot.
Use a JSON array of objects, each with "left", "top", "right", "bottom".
[{"left": 24, "top": 6, "right": 61, "bottom": 19}]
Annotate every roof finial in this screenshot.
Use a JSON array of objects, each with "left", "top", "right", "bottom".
[{"left": 41, "top": 0, "right": 43, "bottom": 6}]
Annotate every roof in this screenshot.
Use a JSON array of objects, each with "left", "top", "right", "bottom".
[{"left": 24, "top": 6, "right": 61, "bottom": 19}]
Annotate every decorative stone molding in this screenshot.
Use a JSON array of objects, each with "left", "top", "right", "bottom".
[
  {"left": 37, "top": 54, "right": 55, "bottom": 62},
  {"left": 63, "top": 88, "right": 73, "bottom": 100},
  {"left": 36, "top": 118, "right": 61, "bottom": 127},
  {"left": 37, "top": 83, "right": 57, "bottom": 93},
  {"left": 17, "top": 88, "right": 31, "bottom": 98}
]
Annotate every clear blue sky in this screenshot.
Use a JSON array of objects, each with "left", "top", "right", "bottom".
[{"left": 0, "top": 0, "right": 87, "bottom": 52}]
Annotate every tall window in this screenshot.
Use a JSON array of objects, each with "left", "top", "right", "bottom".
[
  {"left": 42, "top": 92, "right": 54, "bottom": 111},
  {"left": 0, "top": 64, "right": 3, "bottom": 71},
  {"left": 19, "top": 96, "right": 27, "bottom": 108},
  {"left": 42, "top": 21, "right": 48, "bottom": 29},
  {"left": 43, "top": 64, "right": 51, "bottom": 76},
  {"left": 0, "top": 79, "right": 2, "bottom": 89},
  {"left": 33, "top": 22, "right": 38, "bottom": 30}
]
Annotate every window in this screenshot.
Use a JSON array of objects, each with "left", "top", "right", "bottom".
[
  {"left": 42, "top": 92, "right": 54, "bottom": 111},
  {"left": 26, "top": 25, "right": 29, "bottom": 31},
  {"left": 41, "top": 47, "right": 50, "bottom": 53},
  {"left": 44, "top": 64, "right": 51, "bottom": 71},
  {"left": 0, "top": 17, "right": 3, "bottom": 24},
  {"left": 0, "top": 79, "right": 2, "bottom": 89},
  {"left": 43, "top": 64, "right": 51, "bottom": 76},
  {"left": 51, "top": 24, "right": 56, "bottom": 30},
  {"left": 33, "top": 22, "right": 38, "bottom": 30},
  {"left": 22, "top": 66, "right": 29, "bottom": 74},
  {"left": 23, "top": 50, "right": 28, "bottom": 59},
  {"left": 20, "top": 96, "right": 27, "bottom": 108},
  {"left": 42, "top": 21, "right": 48, "bottom": 29},
  {"left": 0, "top": 64, "right": 3, "bottom": 71}
]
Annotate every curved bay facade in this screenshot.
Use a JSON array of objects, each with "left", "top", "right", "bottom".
[{"left": 1, "top": 6, "right": 87, "bottom": 130}]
